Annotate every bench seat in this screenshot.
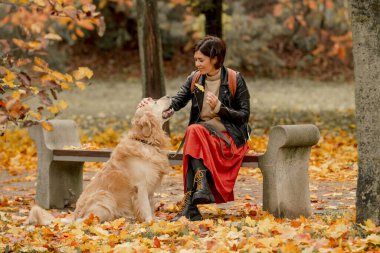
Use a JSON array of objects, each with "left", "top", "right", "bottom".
[
  {"left": 29, "top": 120, "right": 320, "bottom": 219},
  {"left": 52, "top": 149, "right": 260, "bottom": 167}
]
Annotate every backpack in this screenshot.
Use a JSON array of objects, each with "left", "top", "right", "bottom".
[{"left": 190, "top": 68, "right": 237, "bottom": 97}]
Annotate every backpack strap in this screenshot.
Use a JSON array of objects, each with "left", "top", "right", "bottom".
[
  {"left": 226, "top": 68, "right": 237, "bottom": 97},
  {"left": 190, "top": 71, "right": 202, "bottom": 93},
  {"left": 191, "top": 68, "right": 237, "bottom": 97}
]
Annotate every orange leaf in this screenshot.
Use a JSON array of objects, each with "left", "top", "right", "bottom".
[
  {"left": 308, "top": 0, "right": 317, "bottom": 10},
  {"left": 75, "top": 28, "right": 85, "bottom": 38},
  {"left": 285, "top": 16, "right": 295, "bottom": 31},
  {"left": 326, "top": 0, "right": 334, "bottom": 9},
  {"left": 34, "top": 57, "right": 49, "bottom": 68},
  {"left": 153, "top": 236, "right": 161, "bottom": 248},
  {"left": 244, "top": 194, "right": 254, "bottom": 200},
  {"left": 16, "top": 58, "right": 31, "bottom": 67},
  {"left": 42, "top": 122, "right": 53, "bottom": 132},
  {"left": 272, "top": 4, "right": 283, "bottom": 17},
  {"left": 337, "top": 46, "right": 346, "bottom": 62}
]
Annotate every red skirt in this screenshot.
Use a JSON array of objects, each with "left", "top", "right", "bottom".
[{"left": 183, "top": 124, "right": 249, "bottom": 203}]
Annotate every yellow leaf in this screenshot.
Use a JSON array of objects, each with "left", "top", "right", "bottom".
[
  {"left": 360, "top": 219, "right": 377, "bottom": 232},
  {"left": 280, "top": 241, "right": 301, "bottom": 253},
  {"left": 58, "top": 100, "right": 68, "bottom": 110},
  {"left": 110, "top": 218, "right": 125, "bottom": 229},
  {"left": 194, "top": 83, "right": 204, "bottom": 92},
  {"left": 41, "top": 122, "right": 53, "bottom": 131},
  {"left": 30, "top": 87, "right": 39, "bottom": 94},
  {"left": 12, "top": 90, "right": 23, "bottom": 100},
  {"left": 34, "top": 57, "right": 49, "bottom": 68},
  {"left": 27, "top": 41, "right": 42, "bottom": 50},
  {"left": 32, "top": 0, "right": 46, "bottom": 7},
  {"left": 75, "top": 81, "right": 86, "bottom": 90},
  {"left": 44, "top": 33, "right": 62, "bottom": 41},
  {"left": 47, "top": 105, "right": 60, "bottom": 114},
  {"left": 33, "top": 65, "right": 46, "bottom": 73},
  {"left": 65, "top": 74, "right": 73, "bottom": 83},
  {"left": 29, "top": 111, "right": 41, "bottom": 120},
  {"left": 72, "top": 67, "right": 93, "bottom": 80},
  {"left": 99, "top": 0, "right": 108, "bottom": 9},
  {"left": 54, "top": 2, "right": 63, "bottom": 11},
  {"left": 51, "top": 71, "right": 66, "bottom": 81},
  {"left": 12, "top": 39, "right": 27, "bottom": 49},
  {"left": 365, "top": 234, "right": 380, "bottom": 245},
  {"left": 1, "top": 67, "right": 17, "bottom": 88},
  {"left": 40, "top": 75, "right": 53, "bottom": 82},
  {"left": 60, "top": 82, "right": 71, "bottom": 90}
]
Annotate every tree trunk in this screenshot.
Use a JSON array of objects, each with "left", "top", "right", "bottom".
[
  {"left": 136, "top": 0, "right": 169, "bottom": 133},
  {"left": 202, "top": 0, "right": 223, "bottom": 38},
  {"left": 350, "top": 0, "right": 380, "bottom": 225},
  {"left": 136, "top": 0, "right": 166, "bottom": 99}
]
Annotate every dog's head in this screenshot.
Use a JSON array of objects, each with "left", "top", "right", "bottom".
[{"left": 132, "top": 96, "right": 174, "bottom": 139}]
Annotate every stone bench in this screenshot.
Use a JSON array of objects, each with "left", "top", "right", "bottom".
[{"left": 29, "top": 120, "right": 320, "bottom": 219}]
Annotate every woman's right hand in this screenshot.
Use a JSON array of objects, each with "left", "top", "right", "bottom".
[{"left": 137, "top": 97, "right": 153, "bottom": 108}]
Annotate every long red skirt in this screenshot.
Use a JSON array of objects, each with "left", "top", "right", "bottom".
[{"left": 183, "top": 124, "right": 249, "bottom": 203}]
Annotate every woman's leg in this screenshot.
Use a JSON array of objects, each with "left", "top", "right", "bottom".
[
  {"left": 190, "top": 157, "right": 215, "bottom": 204},
  {"left": 171, "top": 157, "right": 202, "bottom": 221}
]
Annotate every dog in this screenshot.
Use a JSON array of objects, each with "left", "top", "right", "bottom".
[{"left": 27, "top": 96, "right": 175, "bottom": 225}]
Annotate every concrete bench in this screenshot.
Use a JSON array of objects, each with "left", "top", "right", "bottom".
[{"left": 29, "top": 120, "right": 320, "bottom": 219}]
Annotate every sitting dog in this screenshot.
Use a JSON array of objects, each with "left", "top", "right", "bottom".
[{"left": 27, "top": 96, "right": 174, "bottom": 224}]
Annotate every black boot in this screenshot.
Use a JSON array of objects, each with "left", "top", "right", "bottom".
[
  {"left": 171, "top": 191, "right": 202, "bottom": 221},
  {"left": 171, "top": 161, "right": 203, "bottom": 222},
  {"left": 191, "top": 159, "right": 215, "bottom": 205}
]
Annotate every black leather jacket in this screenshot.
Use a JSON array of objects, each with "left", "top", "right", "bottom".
[{"left": 171, "top": 66, "right": 251, "bottom": 147}]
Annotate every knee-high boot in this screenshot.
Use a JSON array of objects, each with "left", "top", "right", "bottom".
[
  {"left": 171, "top": 160, "right": 202, "bottom": 221},
  {"left": 191, "top": 158, "right": 215, "bottom": 205}
]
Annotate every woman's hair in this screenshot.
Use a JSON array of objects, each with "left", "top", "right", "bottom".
[{"left": 193, "top": 35, "right": 226, "bottom": 69}]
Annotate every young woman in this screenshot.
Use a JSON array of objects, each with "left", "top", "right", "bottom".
[{"left": 139, "top": 35, "right": 251, "bottom": 221}]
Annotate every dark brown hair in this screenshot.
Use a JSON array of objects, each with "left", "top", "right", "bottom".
[{"left": 193, "top": 35, "right": 226, "bottom": 69}]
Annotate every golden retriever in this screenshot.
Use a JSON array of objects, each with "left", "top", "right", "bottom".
[{"left": 27, "top": 96, "right": 174, "bottom": 224}]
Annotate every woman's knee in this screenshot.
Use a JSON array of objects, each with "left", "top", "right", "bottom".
[{"left": 186, "top": 124, "right": 204, "bottom": 133}]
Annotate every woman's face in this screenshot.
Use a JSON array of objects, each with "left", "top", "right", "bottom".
[{"left": 194, "top": 50, "right": 217, "bottom": 75}]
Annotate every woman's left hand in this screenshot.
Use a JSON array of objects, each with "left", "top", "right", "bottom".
[{"left": 206, "top": 92, "right": 218, "bottom": 110}]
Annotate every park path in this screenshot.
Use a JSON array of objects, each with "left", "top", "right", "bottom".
[{"left": 0, "top": 168, "right": 357, "bottom": 217}]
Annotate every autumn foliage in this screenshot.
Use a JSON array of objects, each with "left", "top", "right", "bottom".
[
  {"left": 0, "top": 0, "right": 103, "bottom": 133},
  {"left": 0, "top": 127, "right": 379, "bottom": 251}
]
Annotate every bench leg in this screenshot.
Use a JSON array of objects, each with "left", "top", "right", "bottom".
[
  {"left": 37, "top": 159, "right": 83, "bottom": 209},
  {"left": 49, "top": 161, "right": 83, "bottom": 209},
  {"left": 259, "top": 147, "right": 312, "bottom": 218}
]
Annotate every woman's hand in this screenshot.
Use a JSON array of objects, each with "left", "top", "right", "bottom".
[
  {"left": 137, "top": 97, "right": 153, "bottom": 108},
  {"left": 206, "top": 92, "right": 219, "bottom": 110}
]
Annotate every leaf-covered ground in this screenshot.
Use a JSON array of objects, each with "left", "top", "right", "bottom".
[{"left": 0, "top": 126, "right": 379, "bottom": 252}]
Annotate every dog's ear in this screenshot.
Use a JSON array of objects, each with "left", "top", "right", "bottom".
[
  {"left": 141, "top": 122, "right": 151, "bottom": 137},
  {"left": 138, "top": 113, "right": 152, "bottom": 137}
]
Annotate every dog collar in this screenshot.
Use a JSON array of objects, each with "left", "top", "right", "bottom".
[{"left": 132, "top": 138, "right": 159, "bottom": 148}]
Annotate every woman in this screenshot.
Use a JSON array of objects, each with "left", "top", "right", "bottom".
[{"left": 140, "top": 35, "right": 251, "bottom": 221}]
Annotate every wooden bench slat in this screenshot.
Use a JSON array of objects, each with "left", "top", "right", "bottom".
[
  {"left": 53, "top": 149, "right": 112, "bottom": 157},
  {"left": 52, "top": 149, "right": 261, "bottom": 167}
]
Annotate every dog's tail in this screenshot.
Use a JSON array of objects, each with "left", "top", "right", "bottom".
[{"left": 26, "top": 205, "right": 55, "bottom": 225}]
